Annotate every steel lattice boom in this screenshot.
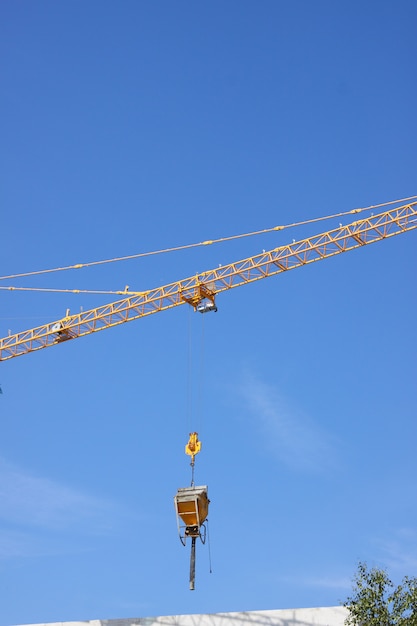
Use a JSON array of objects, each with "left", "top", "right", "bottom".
[{"left": 1, "top": 202, "right": 416, "bottom": 361}]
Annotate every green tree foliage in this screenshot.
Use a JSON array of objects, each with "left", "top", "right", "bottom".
[{"left": 344, "top": 562, "right": 417, "bottom": 626}]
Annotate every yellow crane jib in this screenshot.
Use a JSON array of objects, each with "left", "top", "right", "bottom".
[{"left": 2, "top": 201, "right": 416, "bottom": 362}]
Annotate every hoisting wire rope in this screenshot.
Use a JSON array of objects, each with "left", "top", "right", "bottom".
[
  {"left": 184, "top": 307, "right": 207, "bottom": 487},
  {"left": 185, "top": 312, "right": 205, "bottom": 435},
  {"left": 186, "top": 305, "right": 193, "bottom": 435},
  {"left": 197, "top": 313, "right": 206, "bottom": 437},
  {"left": 0, "top": 195, "right": 414, "bottom": 285}
]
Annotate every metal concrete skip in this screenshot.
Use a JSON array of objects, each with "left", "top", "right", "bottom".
[
  {"left": 174, "top": 433, "right": 210, "bottom": 590},
  {"left": 175, "top": 486, "right": 209, "bottom": 534}
]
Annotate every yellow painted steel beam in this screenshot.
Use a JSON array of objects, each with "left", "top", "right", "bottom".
[{"left": 1, "top": 202, "right": 416, "bottom": 361}]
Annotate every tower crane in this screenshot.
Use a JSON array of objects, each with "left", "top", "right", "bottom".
[
  {"left": 0, "top": 200, "right": 416, "bottom": 362},
  {"left": 1, "top": 198, "right": 416, "bottom": 589}
]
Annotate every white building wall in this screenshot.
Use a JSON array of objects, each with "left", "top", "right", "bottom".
[{"left": 19, "top": 606, "right": 349, "bottom": 626}]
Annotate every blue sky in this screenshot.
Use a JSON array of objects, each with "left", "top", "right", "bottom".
[{"left": 1, "top": 1, "right": 416, "bottom": 625}]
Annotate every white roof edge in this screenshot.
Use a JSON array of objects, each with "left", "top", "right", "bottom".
[{"left": 17, "top": 606, "right": 349, "bottom": 626}]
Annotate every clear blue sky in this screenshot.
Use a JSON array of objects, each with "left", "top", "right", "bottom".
[{"left": 1, "top": 2, "right": 416, "bottom": 625}]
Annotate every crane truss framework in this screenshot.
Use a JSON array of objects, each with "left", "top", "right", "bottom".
[{"left": 1, "top": 202, "right": 416, "bottom": 361}]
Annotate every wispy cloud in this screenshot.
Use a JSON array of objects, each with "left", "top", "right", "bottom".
[
  {"left": 373, "top": 528, "right": 417, "bottom": 573},
  {"left": 239, "top": 371, "right": 339, "bottom": 473},
  {"left": 0, "top": 528, "right": 67, "bottom": 559},
  {"left": 0, "top": 457, "right": 125, "bottom": 559},
  {"left": 0, "top": 457, "right": 114, "bottom": 531},
  {"left": 277, "top": 572, "right": 352, "bottom": 591}
]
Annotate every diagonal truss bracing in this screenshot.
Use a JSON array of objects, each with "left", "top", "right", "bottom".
[{"left": 1, "top": 201, "right": 416, "bottom": 361}]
